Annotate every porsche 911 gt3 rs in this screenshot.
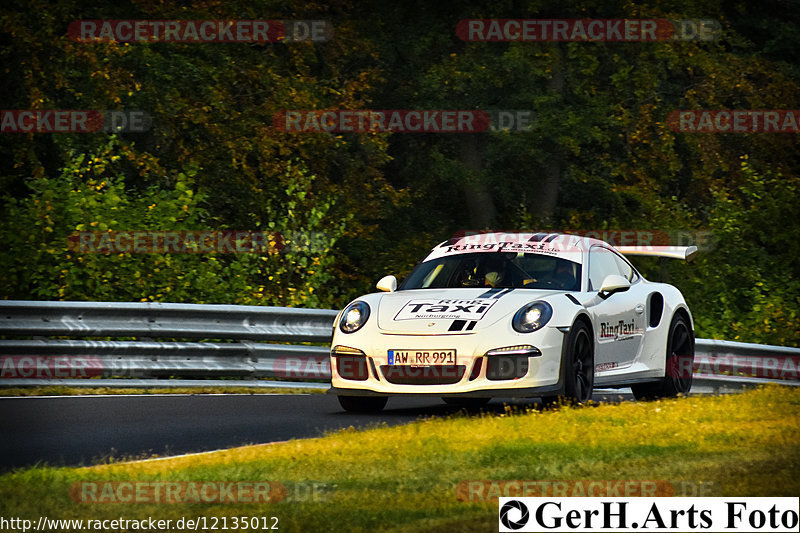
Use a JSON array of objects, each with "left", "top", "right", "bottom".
[{"left": 329, "top": 232, "right": 697, "bottom": 412}]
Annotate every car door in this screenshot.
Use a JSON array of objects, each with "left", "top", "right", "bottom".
[{"left": 588, "top": 245, "right": 646, "bottom": 372}]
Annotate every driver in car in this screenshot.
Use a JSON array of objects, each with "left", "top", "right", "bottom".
[
  {"left": 541, "top": 261, "right": 577, "bottom": 290},
  {"left": 483, "top": 255, "right": 506, "bottom": 287}
]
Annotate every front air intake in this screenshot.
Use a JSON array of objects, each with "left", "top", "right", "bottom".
[
  {"left": 486, "top": 355, "right": 529, "bottom": 380},
  {"left": 380, "top": 365, "right": 466, "bottom": 385}
]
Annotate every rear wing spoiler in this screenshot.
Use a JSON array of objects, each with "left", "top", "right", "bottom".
[{"left": 616, "top": 245, "right": 698, "bottom": 261}]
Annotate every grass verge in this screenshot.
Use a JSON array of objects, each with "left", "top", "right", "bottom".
[{"left": 1, "top": 386, "right": 798, "bottom": 532}]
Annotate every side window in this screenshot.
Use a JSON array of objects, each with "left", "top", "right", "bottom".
[
  {"left": 588, "top": 247, "right": 622, "bottom": 291},
  {"left": 612, "top": 253, "right": 640, "bottom": 283}
]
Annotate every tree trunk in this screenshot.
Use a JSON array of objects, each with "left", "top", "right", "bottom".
[
  {"left": 539, "top": 43, "right": 567, "bottom": 223},
  {"left": 459, "top": 134, "right": 496, "bottom": 229}
]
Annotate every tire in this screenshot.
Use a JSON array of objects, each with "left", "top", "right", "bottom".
[
  {"left": 544, "top": 320, "right": 594, "bottom": 406},
  {"left": 632, "top": 313, "right": 694, "bottom": 400},
  {"left": 564, "top": 321, "right": 594, "bottom": 403},
  {"left": 337, "top": 395, "right": 388, "bottom": 413},
  {"left": 442, "top": 397, "right": 491, "bottom": 408}
]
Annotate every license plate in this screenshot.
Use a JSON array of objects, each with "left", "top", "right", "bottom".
[{"left": 388, "top": 349, "right": 456, "bottom": 366}]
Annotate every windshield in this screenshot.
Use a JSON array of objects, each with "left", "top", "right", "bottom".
[{"left": 399, "top": 252, "right": 582, "bottom": 291}]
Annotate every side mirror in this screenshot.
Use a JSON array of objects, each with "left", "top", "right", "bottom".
[
  {"left": 376, "top": 275, "right": 397, "bottom": 293},
  {"left": 599, "top": 274, "right": 630, "bottom": 298}
]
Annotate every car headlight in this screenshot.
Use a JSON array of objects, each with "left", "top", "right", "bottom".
[
  {"left": 339, "top": 301, "right": 371, "bottom": 333},
  {"left": 512, "top": 301, "right": 553, "bottom": 333}
]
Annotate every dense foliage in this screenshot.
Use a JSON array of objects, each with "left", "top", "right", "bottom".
[{"left": 1, "top": 0, "right": 798, "bottom": 345}]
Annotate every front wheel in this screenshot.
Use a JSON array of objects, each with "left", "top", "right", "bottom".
[
  {"left": 632, "top": 313, "right": 694, "bottom": 400},
  {"left": 337, "top": 395, "right": 388, "bottom": 413},
  {"left": 544, "top": 321, "right": 594, "bottom": 406}
]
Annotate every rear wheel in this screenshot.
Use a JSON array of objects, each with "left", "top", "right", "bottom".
[
  {"left": 442, "top": 397, "right": 491, "bottom": 408},
  {"left": 543, "top": 321, "right": 594, "bottom": 406},
  {"left": 337, "top": 395, "right": 388, "bottom": 413},
  {"left": 632, "top": 313, "right": 694, "bottom": 400}
]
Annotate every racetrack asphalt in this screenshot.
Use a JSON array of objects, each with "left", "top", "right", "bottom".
[{"left": 0, "top": 391, "right": 634, "bottom": 471}]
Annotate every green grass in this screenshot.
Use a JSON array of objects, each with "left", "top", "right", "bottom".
[{"left": 1, "top": 386, "right": 798, "bottom": 532}]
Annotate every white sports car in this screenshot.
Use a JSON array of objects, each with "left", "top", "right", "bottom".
[{"left": 329, "top": 232, "right": 697, "bottom": 412}]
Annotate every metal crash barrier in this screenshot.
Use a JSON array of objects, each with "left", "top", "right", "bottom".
[{"left": 0, "top": 300, "right": 798, "bottom": 391}]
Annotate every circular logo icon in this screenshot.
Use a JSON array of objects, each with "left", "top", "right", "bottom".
[{"left": 500, "top": 500, "right": 530, "bottom": 530}]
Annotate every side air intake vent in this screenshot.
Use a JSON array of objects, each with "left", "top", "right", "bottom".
[{"left": 648, "top": 292, "right": 664, "bottom": 328}]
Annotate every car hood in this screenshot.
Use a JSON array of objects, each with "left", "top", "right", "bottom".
[{"left": 375, "top": 288, "right": 558, "bottom": 334}]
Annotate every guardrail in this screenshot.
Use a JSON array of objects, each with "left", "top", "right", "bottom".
[
  {"left": 691, "top": 339, "right": 800, "bottom": 393},
  {"left": 1, "top": 300, "right": 798, "bottom": 392},
  {"left": 0, "top": 301, "right": 336, "bottom": 387},
  {"left": 0, "top": 300, "right": 336, "bottom": 341}
]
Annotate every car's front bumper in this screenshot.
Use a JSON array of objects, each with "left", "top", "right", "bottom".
[
  {"left": 329, "top": 324, "right": 566, "bottom": 397},
  {"left": 328, "top": 384, "right": 564, "bottom": 398}
]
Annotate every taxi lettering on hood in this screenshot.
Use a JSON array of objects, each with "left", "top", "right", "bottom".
[{"left": 394, "top": 298, "right": 499, "bottom": 321}]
